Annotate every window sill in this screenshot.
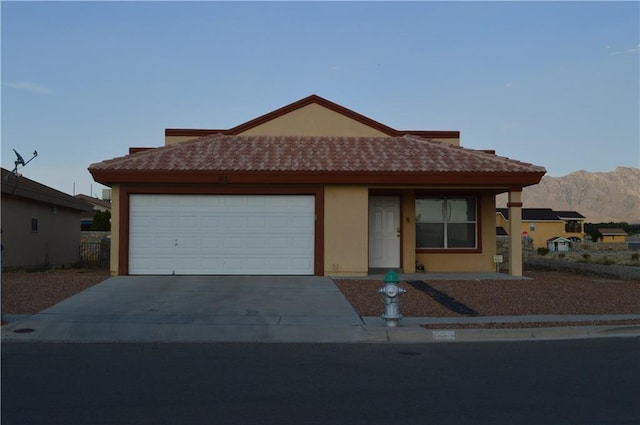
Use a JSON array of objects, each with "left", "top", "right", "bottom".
[{"left": 416, "top": 248, "right": 481, "bottom": 254}]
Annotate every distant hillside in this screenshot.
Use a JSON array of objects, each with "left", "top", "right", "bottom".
[{"left": 496, "top": 166, "right": 640, "bottom": 223}]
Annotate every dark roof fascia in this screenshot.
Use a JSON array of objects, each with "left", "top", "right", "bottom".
[
  {"left": 89, "top": 170, "right": 545, "bottom": 187},
  {"left": 555, "top": 211, "right": 586, "bottom": 219},
  {"left": 393, "top": 130, "right": 460, "bottom": 139},
  {"left": 165, "top": 95, "right": 459, "bottom": 139},
  {"left": 496, "top": 208, "right": 509, "bottom": 219},
  {"left": 522, "top": 209, "right": 561, "bottom": 221},
  {"left": 165, "top": 129, "right": 226, "bottom": 137},
  {"left": 1, "top": 169, "right": 93, "bottom": 212},
  {"left": 496, "top": 208, "right": 564, "bottom": 221}
]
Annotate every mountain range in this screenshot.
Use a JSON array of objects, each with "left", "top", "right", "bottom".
[{"left": 496, "top": 166, "right": 640, "bottom": 224}]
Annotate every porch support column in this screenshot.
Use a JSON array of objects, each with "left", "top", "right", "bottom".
[{"left": 507, "top": 190, "right": 523, "bottom": 276}]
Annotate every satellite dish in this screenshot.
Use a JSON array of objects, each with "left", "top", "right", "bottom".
[
  {"left": 13, "top": 149, "right": 25, "bottom": 166},
  {"left": 4, "top": 148, "right": 38, "bottom": 182}
]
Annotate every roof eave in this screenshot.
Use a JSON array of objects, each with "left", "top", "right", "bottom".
[{"left": 89, "top": 169, "right": 546, "bottom": 187}]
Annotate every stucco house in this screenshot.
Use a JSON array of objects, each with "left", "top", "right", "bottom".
[
  {"left": 1, "top": 168, "right": 93, "bottom": 269},
  {"left": 496, "top": 208, "right": 586, "bottom": 249},
  {"left": 598, "top": 228, "right": 627, "bottom": 243},
  {"left": 74, "top": 193, "right": 112, "bottom": 231},
  {"left": 89, "top": 95, "right": 545, "bottom": 277}
]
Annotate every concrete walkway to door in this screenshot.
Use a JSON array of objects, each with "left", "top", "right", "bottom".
[{"left": 1, "top": 276, "right": 387, "bottom": 343}]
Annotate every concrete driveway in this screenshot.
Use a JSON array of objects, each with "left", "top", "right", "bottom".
[
  {"left": 5, "top": 274, "right": 638, "bottom": 344},
  {"left": 1, "top": 276, "right": 387, "bottom": 343}
]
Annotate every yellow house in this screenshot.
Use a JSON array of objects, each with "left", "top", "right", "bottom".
[
  {"left": 89, "top": 95, "right": 545, "bottom": 277},
  {"left": 599, "top": 228, "right": 628, "bottom": 243},
  {"left": 496, "top": 208, "right": 586, "bottom": 249}
]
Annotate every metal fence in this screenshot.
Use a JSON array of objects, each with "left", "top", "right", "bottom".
[{"left": 80, "top": 239, "right": 110, "bottom": 268}]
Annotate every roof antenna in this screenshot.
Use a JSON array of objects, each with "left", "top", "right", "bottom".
[{"left": 4, "top": 149, "right": 38, "bottom": 182}]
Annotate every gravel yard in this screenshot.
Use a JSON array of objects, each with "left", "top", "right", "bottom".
[
  {"left": 334, "top": 270, "right": 640, "bottom": 318},
  {"left": 2, "top": 269, "right": 110, "bottom": 315},
  {"left": 2, "top": 269, "right": 639, "bottom": 327}
]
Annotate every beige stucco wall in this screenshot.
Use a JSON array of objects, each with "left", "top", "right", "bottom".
[
  {"left": 401, "top": 191, "right": 417, "bottom": 273},
  {"left": 496, "top": 213, "right": 507, "bottom": 229},
  {"left": 415, "top": 193, "right": 497, "bottom": 273},
  {"left": 165, "top": 135, "right": 200, "bottom": 145},
  {"left": 165, "top": 104, "right": 389, "bottom": 146},
  {"left": 1, "top": 196, "right": 82, "bottom": 268},
  {"left": 239, "top": 104, "right": 390, "bottom": 137},
  {"left": 109, "top": 185, "right": 120, "bottom": 275},
  {"left": 324, "top": 186, "right": 369, "bottom": 276},
  {"left": 601, "top": 234, "right": 626, "bottom": 243},
  {"left": 522, "top": 221, "right": 564, "bottom": 249}
]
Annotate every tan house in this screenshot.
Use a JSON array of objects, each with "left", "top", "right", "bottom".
[
  {"left": 1, "top": 168, "right": 93, "bottom": 269},
  {"left": 496, "top": 208, "right": 586, "bottom": 249},
  {"left": 74, "top": 194, "right": 112, "bottom": 231},
  {"left": 598, "top": 228, "right": 628, "bottom": 243},
  {"left": 89, "top": 95, "right": 545, "bottom": 277}
]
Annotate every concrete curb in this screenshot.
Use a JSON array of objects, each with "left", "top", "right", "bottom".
[
  {"left": 382, "top": 324, "right": 640, "bottom": 343},
  {"left": 362, "top": 315, "right": 640, "bottom": 343},
  {"left": 3, "top": 315, "right": 639, "bottom": 344}
]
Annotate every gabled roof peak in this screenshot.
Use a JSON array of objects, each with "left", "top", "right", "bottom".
[{"left": 165, "top": 94, "right": 460, "bottom": 139}]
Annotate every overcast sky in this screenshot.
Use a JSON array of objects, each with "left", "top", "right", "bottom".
[{"left": 2, "top": 1, "right": 638, "bottom": 197}]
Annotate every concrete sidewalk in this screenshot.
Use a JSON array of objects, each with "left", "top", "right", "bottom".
[{"left": 2, "top": 275, "right": 639, "bottom": 343}]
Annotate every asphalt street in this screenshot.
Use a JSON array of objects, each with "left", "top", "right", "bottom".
[{"left": 2, "top": 338, "right": 639, "bottom": 425}]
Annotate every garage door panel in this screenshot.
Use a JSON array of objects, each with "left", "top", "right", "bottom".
[
  {"left": 129, "top": 195, "right": 315, "bottom": 275},
  {"left": 224, "top": 237, "right": 245, "bottom": 249}
]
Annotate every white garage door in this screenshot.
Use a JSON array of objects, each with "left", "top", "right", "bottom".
[{"left": 129, "top": 195, "right": 315, "bottom": 275}]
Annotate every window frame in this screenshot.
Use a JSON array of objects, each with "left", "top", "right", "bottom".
[{"left": 415, "top": 194, "right": 482, "bottom": 253}]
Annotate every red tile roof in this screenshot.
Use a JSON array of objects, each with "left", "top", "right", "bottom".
[{"left": 89, "top": 135, "right": 546, "bottom": 186}]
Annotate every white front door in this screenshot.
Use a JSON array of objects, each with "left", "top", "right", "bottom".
[{"left": 368, "top": 196, "right": 400, "bottom": 269}]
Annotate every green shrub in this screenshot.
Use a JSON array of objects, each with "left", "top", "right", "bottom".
[
  {"left": 600, "top": 256, "right": 615, "bottom": 265},
  {"left": 582, "top": 253, "right": 591, "bottom": 262},
  {"left": 631, "top": 252, "right": 639, "bottom": 262},
  {"left": 558, "top": 253, "right": 566, "bottom": 259},
  {"left": 91, "top": 210, "right": 111, "bottom": 231},
  {"left": 537, "top": 247, "right": 549, "bottom": 256}
]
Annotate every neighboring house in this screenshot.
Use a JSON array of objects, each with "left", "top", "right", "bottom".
[
  {"left": 556, "top": 211, "right": 585, "bottom": 235},
  {"left": 1, "top": 168, "right": 94, "bottom": 269},
  {"left": 496, "top": 208, "right": 586, "bottom": 249},
  {"left": 74, "top": 194, "right": 112, "bottom": 231},
  {"left": 547, "top": 237, "right": 571, "bottom": 252},
  {"left": 89, "top": 94, "right": 545, "bottom": 277},
  {"left": 598, "top": 228, "right": 627, "bottom": 243},
  {"left": 496, "top": 226, "right": 509, "bottom": 239}
]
